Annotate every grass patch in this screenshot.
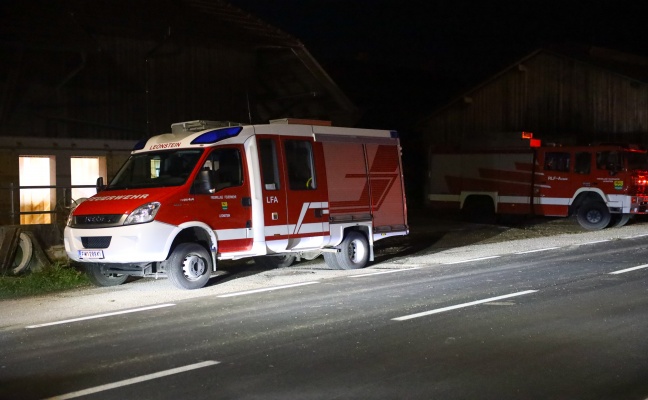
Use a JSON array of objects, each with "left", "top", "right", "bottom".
[{"left": 0, "top": 262, "right": 90, "bottom": 300}]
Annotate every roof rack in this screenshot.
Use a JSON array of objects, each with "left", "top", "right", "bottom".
[{"left": 171, "top": 120, "right": 244, "bottom": 133}]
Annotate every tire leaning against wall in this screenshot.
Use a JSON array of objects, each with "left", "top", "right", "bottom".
[{"left": 12, "top": 233, "right": 33, "bottom": 275}]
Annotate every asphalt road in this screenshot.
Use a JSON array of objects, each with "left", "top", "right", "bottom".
[{"left": 2, "top": 221, "right": 648, "bottom": 399}]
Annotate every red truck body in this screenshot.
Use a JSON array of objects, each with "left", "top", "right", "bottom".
[
  {"left": 427, "top": 135, "right": 648, "bottom": 229},
  {"left": 64, "top": 119, "right": 408, "bottom": 289}
]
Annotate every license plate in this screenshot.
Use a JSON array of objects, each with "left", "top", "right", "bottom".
[{"left": 79, "top": 250, "right": 104, "bottom": 259}]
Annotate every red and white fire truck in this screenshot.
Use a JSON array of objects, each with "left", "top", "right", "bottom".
[
  {"left": 426, "top": 133, "right": 648, "bottom": 230},
  {"left": 64, "top": 119, "right": 408, "bottom": 289}
]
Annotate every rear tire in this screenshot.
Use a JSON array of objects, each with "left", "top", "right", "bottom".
[
  {"left": 608, "top": 213, "right": 632, "bottom": 228},
  {"left": 167, "top": 243, "right": 212, "bottom": 290},
  {"left": 576, "top": 201, "right": 611, "bottom": 230},
  {"left": 323, "top": 231, "right": 369, "bottom": 270},
  {"left": 461, "top": 196, "right": 496, "bottom": 224},
  {"left": 254, "top": 254, "right": 296, "bottom": 269},
  {"left": 85, "top": 265, "right": 129, "bottom": 287}
]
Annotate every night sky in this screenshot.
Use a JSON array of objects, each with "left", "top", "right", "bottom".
[{"left": 229, "top": 0, "right": 648, "bottom": 131}]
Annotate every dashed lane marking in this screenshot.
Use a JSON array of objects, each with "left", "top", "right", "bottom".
[
  {"left": 514, "top": 247, "right": 561, "bottom": 254},
  {"left": 349, "top": 267, "right": 420, "bottom": 278},
  {"left": 217, "top": 281, "right": 320, "bottom": 298},
  {"left": 443, "top": 255, "right": 501, "bottom": 265},
  {"left": 392, "top": 290, "right": 539, "bottom": 321},
  {"left": 26, "top": 304, "right": 176, "bottom": 329},
  {"left": 45, "top": 360, "right": 219, "bottom": 399},
  {"left": 609, "top": 264, "right": 648, "bottom": 275}
]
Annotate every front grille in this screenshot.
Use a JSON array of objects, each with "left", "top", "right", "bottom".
[
  {"left": 81, "top": 236, "right": 112, "bottom": 249},
  {"left": 74, "top": 214, "right": 123, "bottom": 227}
]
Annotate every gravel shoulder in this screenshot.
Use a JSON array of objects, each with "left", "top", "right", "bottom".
[{"left": 2, "top": 213, "right": 648, "bottom": 330}]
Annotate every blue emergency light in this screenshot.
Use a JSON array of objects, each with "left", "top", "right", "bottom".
[
  {"left": 132, "top": 139, "right": 148, "bottom": 151},
  {"left": 191, "top": 126, "right": 243, "bottom": 145}
]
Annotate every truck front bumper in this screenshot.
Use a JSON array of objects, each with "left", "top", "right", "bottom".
[{"left": 64, "top": 221, "right": 177, "bottom": 263}]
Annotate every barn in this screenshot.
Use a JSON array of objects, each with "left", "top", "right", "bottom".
[
  {"left": 418, "top": 45, "right": 648, "bottom": 150},
  {"left": 0, "top": 0, "right": 357, "bottom": 226}
]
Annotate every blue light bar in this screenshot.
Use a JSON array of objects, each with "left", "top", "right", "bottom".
[
  {"left": 132, "top": 139, "right": 147, "bottom": 151},
  {"left": 191, "top": 126, "right": 243, "bottom": 145},
  {"left": 390, "top": 130, "right": 399, "bottom": 138}
]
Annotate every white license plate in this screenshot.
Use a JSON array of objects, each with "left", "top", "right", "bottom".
[{"left": 79, "top": 250, "right": 105, "bottom": 259}]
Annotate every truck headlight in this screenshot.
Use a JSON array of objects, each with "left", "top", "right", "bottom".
[{"left": 124, "top": 202, "right": 161, "bottom": 225}]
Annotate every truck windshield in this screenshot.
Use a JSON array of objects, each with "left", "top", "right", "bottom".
[
  {"left": 625, "top": 151, "right": 648, "bottom": 170},
  {"left": 107, "top": 149, "right": 204, "bottom": 189}
]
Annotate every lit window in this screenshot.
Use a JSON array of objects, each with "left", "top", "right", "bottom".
[
  {"left": 71, "top": 157, "right": 106, "bottom": 201},
  {"left": 19, "top": 156, "right": 55, "bottom": 224}
]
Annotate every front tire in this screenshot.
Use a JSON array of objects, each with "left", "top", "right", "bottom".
[
  {"left": 167, "top": 243, "right": 212, "bottom": 290},
  {"left": 85, "top": 265, "right": 129, "bottom": 287},
  {"left": 576, "top": 201, "right": 611, "bottom": 230},
  {"left": 324, "top": 231, "right": 369, "bottom": 270}
]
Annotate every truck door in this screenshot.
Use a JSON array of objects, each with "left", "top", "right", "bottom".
[
  {"left": 257, "top": 136, "right": 329, "bottom": 252},
  {"left": 534, "top": 150, "right": 586, "bottom": 216},
  {"left": 192, "top": 145, "right": 252, "bottom": 253},
  {"left": 281, "top": 137, "right": 329, "bottom": 248},
  {"left": 257, "top": 136, "right": 289, "bottom": 252}
]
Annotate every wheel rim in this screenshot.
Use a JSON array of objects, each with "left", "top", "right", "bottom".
[
  {"left": 182, "top": 254, "right": 207, "bottom": 281},
  {"left": 347, "top": 238, "right": 367, "bottom": 264},
  {"left": 586, "top": 209, "right": 602, "bottom": 224}
]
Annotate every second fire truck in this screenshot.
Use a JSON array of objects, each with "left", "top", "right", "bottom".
[{"left": 427, "top": 133, "right": 648, "bottom": 230}]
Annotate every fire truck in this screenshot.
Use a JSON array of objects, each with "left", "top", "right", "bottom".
[
  {"left": 64, "top": 119, "right": 408, "bottom": 289},
  {"left": 426, "top": 133, "right": 648, "bottom": 230}
]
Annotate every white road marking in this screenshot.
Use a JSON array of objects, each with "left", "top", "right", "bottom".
[
  {"left": 580, "top": 239, "right": 611, "bottom": 245},
  {"left": 609, "top": 264, "right": 648, "bottom": 275},
  {"left": 443, "top": 255, "right": 501, "bottom": 265},
  {"left": 392, "top": 290, "right": 538, "bottom": 321},
  {"left": 45, "top": 360, "right": 219, "bottom": 400},
  {"left": 26, "top": 304, "right": 176, "bottom": 329},
  {"left": 217, "top": 281, "right": 320, "bottom": 297},
  {"left": 623, "top": 233, "right": 648, "bottom": 239},
  {"left": 349, "top": 267, "right": 420, "bottom": 278},
  {"left": 514, "top": 247, "right": 561, "bottom": 254},
  {"left": 384, "top": 263, "right": 421, "bottom": 268}
]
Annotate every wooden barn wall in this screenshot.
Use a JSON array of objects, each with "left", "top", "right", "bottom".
[
  {"left": 1, "top": 36, "right": 256, "bottom": 141},
  {"left": 423, "top": 52, "right": 648, "bottom": 148}
]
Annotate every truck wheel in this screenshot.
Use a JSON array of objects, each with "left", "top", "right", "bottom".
[
  {"left": 85, "top": 265, "right": 129, "bottom": 287},
  {"left": 576, "top": 201, "right": 611, "bottom": 230},
  {"left": 254, "top": 254, "right": 296, "bottom": 269},
  {"left": 608, "top": 213, "right": 632, "bottom": 228},
  {"left": 461, "top": 196, "right": 496, "bottom": 224},
  {"left": 167, "top": 243, "right": 212, "bottom": 290},
  {"left": 323, "top": 231, "right": 369, "bottom": 270}
]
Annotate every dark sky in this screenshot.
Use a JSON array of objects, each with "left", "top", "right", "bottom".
[{"left": 228, "top": 0, "right": 648, "bottom": 130}]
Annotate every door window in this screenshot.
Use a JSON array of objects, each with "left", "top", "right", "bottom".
[
  {"left": 259, "top": 139, "right": 281, "bottom": 191},
  {"left": 574, "top": 152, "right": 591, "bottom": 174},
  {"left": 284, "top": 140, "right": 316, "bottom": 190},
  {"left": 544, "top": 152, "right": 570, "bottom": 172},
  {"left": 201, "top": 148, "right": 243, "bottom": 192},
  {"left": 596, "top": 151, "right": 622, "bottom": 171}
]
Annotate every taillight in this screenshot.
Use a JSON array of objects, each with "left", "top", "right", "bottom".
[{"left": 633, "top": 175, "right": 648, "bottom": 186}]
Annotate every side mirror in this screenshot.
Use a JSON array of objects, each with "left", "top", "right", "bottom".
[{"left": 96, "top": 177, "right": 106, "bottom": 192}]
